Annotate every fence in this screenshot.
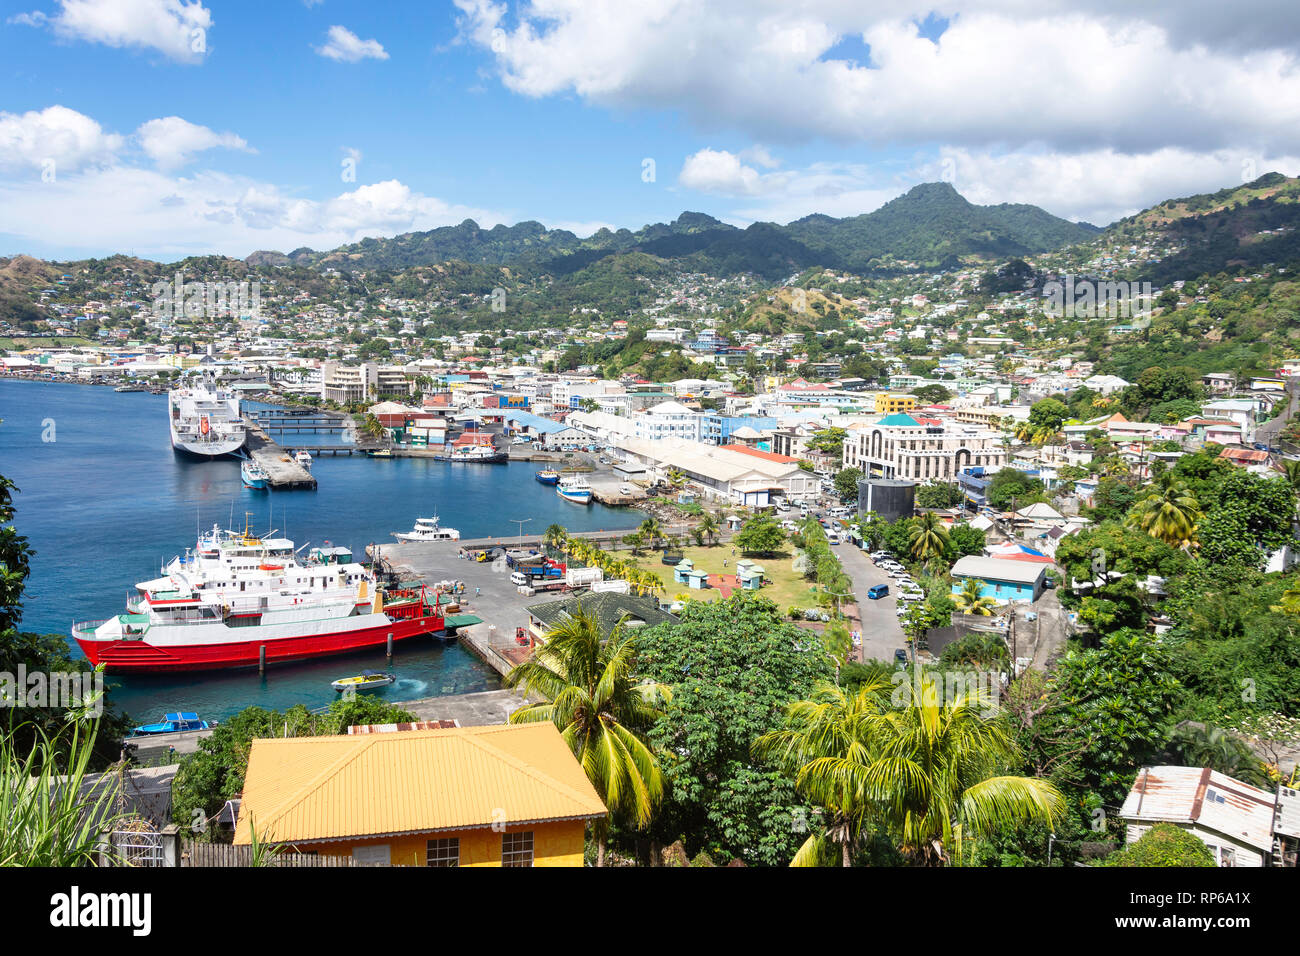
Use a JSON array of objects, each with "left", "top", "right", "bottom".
[{"left": 181, "top": 841, "right": 360, "bottom": 867}]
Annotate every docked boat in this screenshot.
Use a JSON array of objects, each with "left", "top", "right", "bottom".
[
  {"left": 535, "top": 469, "right": 560, "bottom": 485},
  {"left": 331, "top": 671, "right": 395, "bottom": 693},
  {"left": 367, "top": 448, "right": 393, "bottom": 458},
  {"left": 115, "top": 384, "right": 148, "bottom": 393},
  {"left": 435, "top": 431, "right": 507, "bottom": 464},
  {"left": 71, "top": 522, "right": 447, "bottom": 673},
  {"left": 557, "top": 474, "right": 593, "bottom": 505},
  {"left": 393, "top": 514, "right": 461, "bottom": 542},
  {"left": 295, "top": 450, "right": 313, "bottom": 470},
  {"left": 240, "top": 458, "right": 270, "bottom": 489},
  {"left": 168, "top": 376, "right": 247, "bottom": 460},
  {"left": 130, "top": 712, "right": 215, "bottom": 735}
]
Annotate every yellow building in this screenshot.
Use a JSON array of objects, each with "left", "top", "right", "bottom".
[
  {"left": 233, "top": 722, "right": 606, "bottom": 867},
  {"left": 874, "top": 393, "right": 917, "bottom": 414}
]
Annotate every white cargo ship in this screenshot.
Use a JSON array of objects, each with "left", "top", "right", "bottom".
[{"left": 168, "top": 377, "right": 246, "bottom": 459}]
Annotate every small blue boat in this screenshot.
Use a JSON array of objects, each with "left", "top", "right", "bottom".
[
  {"left": 535, "top": 469, "right": 560, "bottom": 485},
  {"left": 131, "top": 712, "right": 215, "bottom": 736}
]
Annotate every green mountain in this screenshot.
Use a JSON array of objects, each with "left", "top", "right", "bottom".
[
  {"left": 1108, "top": 173, "right": 1300, "bottom": 283},
  {"left": 259, "top": 183, "right": 1098, "bottom": 279}
]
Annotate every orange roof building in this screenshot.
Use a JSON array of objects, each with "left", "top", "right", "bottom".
[{"left": 233, "top": 722, "right": 606, "bottom": 867}]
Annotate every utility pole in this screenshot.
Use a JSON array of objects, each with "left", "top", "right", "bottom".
[{"left": 511, "top": 517, "right": 532, "bottom": 550}]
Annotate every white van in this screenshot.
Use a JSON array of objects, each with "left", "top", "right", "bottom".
[{"left": 510, "top": 570, "right": 530, "bottom": 587}]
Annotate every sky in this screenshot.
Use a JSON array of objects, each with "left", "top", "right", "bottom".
[{"left": 1, "top": 0, "right": 1299, "bottom": 261}]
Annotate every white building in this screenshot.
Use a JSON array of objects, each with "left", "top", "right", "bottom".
[{"left": 634, "top": 400, "right": 702, "bottom": 443}]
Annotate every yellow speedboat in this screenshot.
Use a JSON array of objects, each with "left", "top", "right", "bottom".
[{"left": 331, "top": 670, "right": 395, "bottom": 693}]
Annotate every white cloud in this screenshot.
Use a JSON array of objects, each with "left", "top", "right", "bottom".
[
  {"left": 136, "top": 116, "right": 252, "bottom": 170},
  {"left": 0, "top": 105, "right": 123, "bottom": 174},
  {"left": 678, "top": 148, "right": 788, "bottom": 197},
  {"left": 674, "top": 144, "right": 1300, "bottom": 227},
  {"left": 50, "top": 0, "right": 212, "bottom": 64},
  {"left": 7, "top": 11, "right": 48, "bottom": 26},
  {"left": 0, "top": 166, "right": 506, "bottom": 259},
  {"left": 316, "top": 24, "right": 388, "bottom": 62},
  {"left": 454, "top": 1, "right": 1300, "bottom": 155},
  {"left": 922, "top": 147, "right": 1300, "bottom": 225}
]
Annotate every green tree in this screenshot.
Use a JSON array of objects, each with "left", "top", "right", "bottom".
[
  {"left": 636, "top": 595, "right": 834, "bottom": 865},
  {"left": 908, "top": 511, "right": 950, "bottom": 564},
  {"left": 952, "top": 578, "right": 997, "bottom": 616},
  {"left": 1126, "top": 474, "right": 1202, "bottom": 548},
  {"left": 734, "top": 516, "right": 787, "bottom": 556},
  {"left": 506, "top": 605, "right": 668, "bottom": 865},
  {"left": 833, "top": 467, "right": 863, "bottom": 502},
  {"left": 752, "top": 678, "right": 891, "bottom": 866},
  {"left": 1039, "top": 630, "right": 1180, "bottom": 804}
]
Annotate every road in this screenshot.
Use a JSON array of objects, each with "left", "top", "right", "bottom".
[
  {"left": 1255, "top": 378, "right": 1299, "bottom": 449},
  {"left": 833, "top": 542, "right": 907, "bottom": 664}
]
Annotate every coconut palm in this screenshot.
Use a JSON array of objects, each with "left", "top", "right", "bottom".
[
  {"left": 697, "top": 511, "right": 721, "bottom": 546},
  {"left": 506, "top": 606, "right": 670, "bottom": 865},
  {"left": 753, "top": 678, "right": 892, "bottom": 867},
  {"left": 952, "top": 578, "right": 997, "bottom": 616},
  {"left": 1127, "top": 474, "right": 1202, "bottom": 548},
  {"left": 908, "top": 512, "right": 950, "bottom": 563},
  {"left": 639, "top": 516, "right": 664, "bottom": 551},
  {"left": 543, "top": 523, "right": 567, "bottom": 556},
  {"left": 760, "top": 675, "right": 1065, "bottom": 866}
]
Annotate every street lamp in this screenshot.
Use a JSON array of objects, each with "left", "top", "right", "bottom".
[{"left": 510, "top": 517, "right": 532, "bottom": 550}]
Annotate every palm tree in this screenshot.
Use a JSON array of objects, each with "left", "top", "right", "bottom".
[
  {"left": 543, "top": 523, "right": 567, "bottom": 556},
  {"left": 638, "top": 516, "right": 664, "bottom": 551},
  {"left": 908, "top": 512, "right": 950, "bottom": 563},
  {"left": 362, "top": 413, "right": 385, "bottom": 441},
  {"left": 1127, "top": 474, "right": 1202, "bottom": 548},
  {"left": 760, "top": 675, "right": 1064, "bottom": 866},
  {"left": 697, "top": 511, "right": 721, "bottom": 546},
  {"left": 505, "top": 606, "right": 670, "bottom": 865},
  {"left": 753, "top": 678, "right": 892, "bottom": 867},
  {"left": 870, "top": 674, "right": 1064, "bottom": 865},
  {"left": 952, "top": 578, "right": 997, "bottom": 616}
]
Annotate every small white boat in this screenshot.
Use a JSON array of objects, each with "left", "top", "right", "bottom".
[
  {"left": 295, "top": 450, "right": 313, "bottom": 470},
  {"left": 393, "top": 514, "right": 461, "bottom": 542},
  {"left": 241, "top": 458, "right": 270, "bottom": 490},
  {"left": 557, "top": 474, "right": 592, "bottom": 505},
  {"left": 331, "top": 671, "right": 395, "bottom": 693}
]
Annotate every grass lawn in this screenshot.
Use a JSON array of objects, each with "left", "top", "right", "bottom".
[
  {"left": 0, "top": 337, "right": 97, "bottom": 349},
  {"left": 623, "top": 544, "right": 820, "bottom": 610}
]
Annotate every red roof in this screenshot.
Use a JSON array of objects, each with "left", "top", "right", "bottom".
[{"left": 720, "top": 444, "right": 798, "bottom": 464}]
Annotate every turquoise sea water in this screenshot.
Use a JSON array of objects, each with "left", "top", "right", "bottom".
[{"left": 0, "top": 379, "right": 640, "bottom": 720}]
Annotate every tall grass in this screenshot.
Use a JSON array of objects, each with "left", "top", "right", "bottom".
[{"left": 0, "top": 718, "right": 124, "bottom": 867}]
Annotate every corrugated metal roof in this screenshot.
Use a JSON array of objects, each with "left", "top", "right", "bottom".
[
  {"left": 1121, "top": 766, "right": 1275, "bottom": 852},
  {"left": 233, "top": 723, "right": 606, "bottom": 845}
]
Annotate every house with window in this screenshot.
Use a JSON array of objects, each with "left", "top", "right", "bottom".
[
  {"left": 1120, "top": 766, "right": 1291, "bottom": 867},
  {"left": 233, "top": 723, "right": 606, "bottom": 867},
  {"left": 949, "top": 555, "right": 1046, "bottom": 603}
]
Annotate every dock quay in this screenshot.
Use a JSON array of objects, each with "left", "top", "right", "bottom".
[
  {"left": 126, "top": 689, "right": 526, "bottom": 763},
  {"left": 242, "top": 418, "right": 318, "bottom": 489}
]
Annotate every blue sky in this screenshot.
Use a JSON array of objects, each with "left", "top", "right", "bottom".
[{"left": 1, "top": 0, "right": 1298, "bottom": 260}]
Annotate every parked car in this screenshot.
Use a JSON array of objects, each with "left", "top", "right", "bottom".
[{"left": 894, "top": 648, "right": 909, "bottom": 663}]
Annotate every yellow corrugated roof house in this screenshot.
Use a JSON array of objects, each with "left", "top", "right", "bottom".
[{"left": 233, "top": 722, "right": 606, "bottom": 866}]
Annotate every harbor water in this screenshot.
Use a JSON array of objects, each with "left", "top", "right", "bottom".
[{"left": 0, "top": 379, "right": 642, "bottom": 721}]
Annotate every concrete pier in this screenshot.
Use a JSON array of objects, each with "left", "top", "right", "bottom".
[{"left": 242, "top": 418, "right": 318, "bottom": 489}]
